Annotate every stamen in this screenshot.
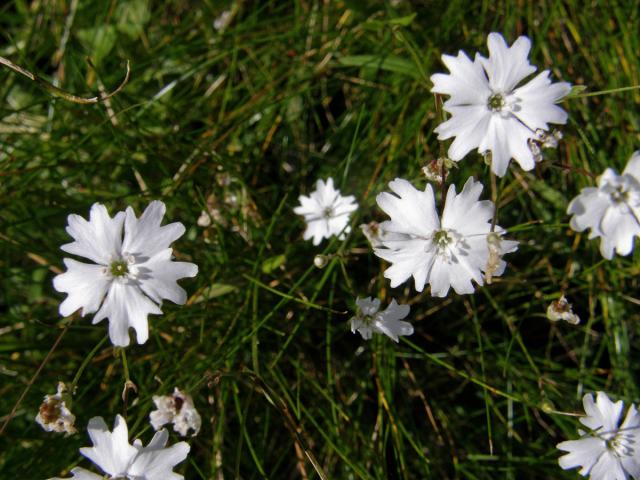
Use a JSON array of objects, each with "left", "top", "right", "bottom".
[
  {"left": 110, "top": 260, "right": 129, "bottom": 277},
  {"left": 487, "top": 93, "right": 506, "bottom": 111}
]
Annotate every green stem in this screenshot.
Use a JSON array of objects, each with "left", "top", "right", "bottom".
[{"left": 70, "top": 335, "right": 109, "bottom": 391}]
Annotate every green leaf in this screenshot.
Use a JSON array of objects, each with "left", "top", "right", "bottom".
[
  {"left": 337, "top": 54, "right": 419, "bottom": 79},
  {"left": 76, "top": 25, "right": 117, "bottom": 66},
  {"left": 115, "top": 0, "right": 151, "bottom": 39},
  {"left": 192, "top": 283, "right": 237, "bottom": 303},
  {"left": 388, "top": 13, "right": 416, "bottom": 26}
]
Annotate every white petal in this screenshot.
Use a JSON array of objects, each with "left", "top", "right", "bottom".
[
  {"left": 567, "top": 188, "right": 609, "bottom": 235},
  {"left": 623, "top": 151, "right": 640, "bottom": 181},
  {"left": 428, "top": 258, "right": 452, "bottom": 297},
  {"left": 122, "top": 201, "right": 186, "bottom": 258},
  {"left": 93, "top": 283, "right": 162, "bottom": 347},
  {"left": 137, "top": 249, "right": 198, "bottom": 304},
  {"left": 61, "top": 204, "right": 125, "bottom": 265},
  {"left": 356, "top": 297, "right": 380, "bottom": 316},
  {"left": 381, "top": 299, "right": 410, "bottom": 322},
  {"left": 430, "top": 51, "right": 491, "bottom": 105},
  {"left": 594, "top": 391, "right": 624, "bottom": 433},
  {"left": 375, "top": 242, "right": 435, "bottom": 292},
  {"left": 557, "top": 436, "right": 605, "bottom": 473},
  {"left": 376, "top": 179, "right": 439, "bottom": 236},
  {"left": 128, "top": 429, "right": 190, "bottom": 480},
  {"left": 48, "top": 467, "right": 105, "bottom": 480},
  {"left": 512, "top": 70, "right": 571, "bottom": 130},
  {"left": 600, "top": 205, "right": 640, "bottom": 257},
  {"left": 478, "top": 115, "right": 534, "bottom": 177},
  {"left": 80, "top": 415, "right": 137, "bottom": 477},
  {"left": 441, "top": 178, "right": 492, "bottom": 234},
  {"left": 480, "top": 33, "right": 536, "bottom": 93},
  {"left": 374, "top": 318, "right": 413, "bottom": 343},
  {"left": 590, "top": 451, "right": 626, "bottom": 480},
  {"left": 53, "top": 259, "right": 110, "bottom": 317}
]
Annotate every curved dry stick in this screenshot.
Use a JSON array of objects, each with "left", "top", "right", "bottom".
[{"left": 0, "top": 56, "right": 130, "bottom": 104}]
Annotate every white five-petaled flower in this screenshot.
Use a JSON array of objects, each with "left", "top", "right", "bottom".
[
  {"left": 150, "top": 387, "right": 202, "bottom": 437},
  {"left": 557, "top": 392, "right": 640, "bottom": 480},
  {"left": 50, "top": 414, "right": 190, "bottom": 480},
  {"left": 374, "top": 177, "right": 518, "bottom": 297},
  {"left": 431, "top": 32, "right": 571, "bottom": 177},
  {"left": 567, "top": 151, "right": 640, "bottom": 259},
  {"left": 53, "top": 201, "right": 198, "bottom": 347},
  {"left": 294, "top": 177, "right": 358, "bottom": 245},
  {"left": 350, "top": 297, "right": 413, "bottom": 342}
]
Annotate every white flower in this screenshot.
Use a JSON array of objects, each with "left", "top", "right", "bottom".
[
  {"left": 350, "top": 297, "right": 413, "bottom": 342},
  {"left": 50, "top": 414, "right": 190, "bottom": 480},
  {"left": 430, "top": 32, "right": 571, "bottom": 177},
  {"left": 294, "top": 178, "right": 358, "bottom": 245},
  {"left": 35, "top": 382, "right": 77, "bottom": 435},
  {"left": 557, "top": 392, "right": 640, "bottom": 480},
  {"left": 567, "top": 151, "right": 640, "bottom": 259},
  {"left": 374, "top": 177, "right": 518, "bottom": 297},
  {"left": 150, "top": 387, "right": 202, "bottom": 437},
  {"left": 53, "top": 201, "right": 198, "bottom": 347},
  {"left": 547, "top": 295, "right": 580, "bottom": 325}
]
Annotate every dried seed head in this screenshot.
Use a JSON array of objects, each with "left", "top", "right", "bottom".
[
  {"left": 547, "top": 295, "right": 580, "bottom": 325},
  {"left": 35, "top": 382, "right": 77, "bottom": 435}
]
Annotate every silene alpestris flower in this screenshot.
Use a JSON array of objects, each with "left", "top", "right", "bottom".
[
  {"left": 350, "top": 297, "right": 413, "bottom": 343},
  {"left": 374, "top": 177, "right": 518, "bottom": 297},
  {"left": 53, "top": 201, "right": 198, "bottom": 347},
  {"left": 557, "top": 392, "right": 640, "bottom": 480},
  {"left": 49, "top": 414, "right": 190, "bottom": 480},
  {"left": 567, "top": 151, "right": 640, "bottom": 260},
  {"left": 431, "top": 32, "right": 571, "bottom": 177},
  {"left": 294, "top": 177, "right": 358, "bottom": 246}
]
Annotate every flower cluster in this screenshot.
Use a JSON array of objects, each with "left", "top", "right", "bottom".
[{"left": 38, "top": 29, "right": 637, "bottom": 480}]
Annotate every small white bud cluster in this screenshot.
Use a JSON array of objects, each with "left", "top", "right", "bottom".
[{"left": 528, "top": 129, "right": 563, "bottom": 163}]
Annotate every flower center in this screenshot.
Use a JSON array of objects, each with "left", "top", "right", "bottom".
[
  {"left": 109, "top": 260, "right": 129, "bottom": 277},
  {"left": 487, "top": 93, "right": 506, "bottom": 111},
  {"left": 322, "top": 206, "right": 335, "bottom": 219},
  {"left": 606, "top": 432, "right": 635, "bottom": 458},
  {"left": 433, "top": 229, "right": 453, "bottom": 250},
  {"left": 103, "top": 254, "right": 138, "bottom": 282},
  {"left": 610, "top": 184, "right": 630, "bottom": 204}
]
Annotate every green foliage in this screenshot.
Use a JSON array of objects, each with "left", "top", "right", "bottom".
[{"left": 1, "top": 0, "right": 639, "bottom": 479}]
